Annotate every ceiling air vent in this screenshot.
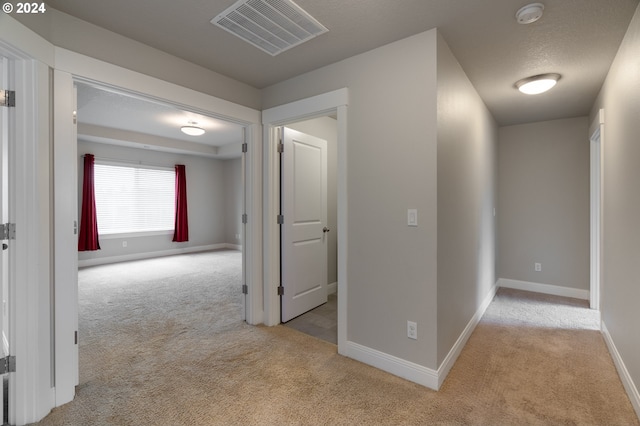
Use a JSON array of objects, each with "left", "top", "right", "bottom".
[{"left": 211, "top": 0, "right": 328, "bottom": 56}]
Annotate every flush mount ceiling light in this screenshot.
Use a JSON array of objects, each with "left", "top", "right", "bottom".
[
  {"left": 516, "top": 3, "right": 545, "bottom": 24},
  {"left": 515, "top": 73, "right": 561, "bottom": 95},
  {"left": 181, "top": 121, "right": 205, "bottom": 136},
  {"left": 211, "top": 0, "right": 328, "bottom": 56}
]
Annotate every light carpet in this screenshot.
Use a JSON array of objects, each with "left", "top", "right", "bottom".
[{"left": 32, "top": 251, "right": 639, "bottom": 425}]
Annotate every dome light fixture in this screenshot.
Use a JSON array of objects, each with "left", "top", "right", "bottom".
[
  {"left": 515, "top": 73, "right": 561, "bottom": 95},
  {"left": 181, "top": 121, "right": 205, "bottom": 136},
  {"left": 515, "top": 3, "right": 545, "bottom": 24}
]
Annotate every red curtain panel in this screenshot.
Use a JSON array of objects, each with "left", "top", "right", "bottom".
[
  {"left": 78, "top": 154, "right": 101, "bottom": 251},
  {"left": 173, "top": 164, "right": 189, "bottom": 242}
]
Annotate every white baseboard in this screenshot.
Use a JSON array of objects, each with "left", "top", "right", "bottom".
[
  {"left": 78, "top": 243, "right": 235, "bottom": 267},
  {"left": 437, "top": 283, "right": 497, "bottom": 389},
  {"left": 601, "top": 321, "right": 640, "bottom": 420},
  {"left": 497, "top": 278, "right": 590, "bottom": 300},
  {"left": 344, "top": 341, "right": 439, "bottom": 390},
  {"left": 225, "top": 243, "right": 242, "bottom": 251},
  {"left": 343, "top": 283, "right": 498, "bottom": 391},
  {"left": 327, "top": 281, "right": 337, "bottom": 295}
]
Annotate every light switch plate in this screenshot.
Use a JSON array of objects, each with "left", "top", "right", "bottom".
[{"left": 408, "top": 209, "right": 418, "bottom": 227}]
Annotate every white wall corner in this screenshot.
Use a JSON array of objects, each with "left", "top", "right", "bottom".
[
  {"left": 437, "top": 283, "right": 498, "bottom": 389},
  {"left": 601, "top": 321, "right": 640, "bottom": 420},
  {"left": 344, "top": 341, "right": 439, "bottom": 390},
  {"left": 497, "top": 278, "right": 590, "bottom": 300}
]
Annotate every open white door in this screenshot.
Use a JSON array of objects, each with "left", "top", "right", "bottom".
[
  {"left": 280, "top": 127, "right": 328, "bottom": 322},
  {"left": 0, "top": 54, "right": 9, "bottom": 425}
]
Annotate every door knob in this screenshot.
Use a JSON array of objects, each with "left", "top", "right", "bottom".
[{"left": 323, "top": 227, "right": 330, "bottom": 233}]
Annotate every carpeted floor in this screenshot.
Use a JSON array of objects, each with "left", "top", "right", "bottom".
[{"left": 32, "top": 250, "right": 639, "bottom": 425}]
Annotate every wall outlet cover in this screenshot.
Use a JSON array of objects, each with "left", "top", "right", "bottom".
[{"left": 407, "top": 321, "right": 417, "bottom": 339}]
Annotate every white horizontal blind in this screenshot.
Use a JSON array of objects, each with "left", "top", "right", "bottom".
[{"left": 94, "top": 163, "right": 175, "bottom": 235}]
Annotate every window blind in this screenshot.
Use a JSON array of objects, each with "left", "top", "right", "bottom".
[{"left": 94, "top": 163, "right": 175, "bottom": 235}]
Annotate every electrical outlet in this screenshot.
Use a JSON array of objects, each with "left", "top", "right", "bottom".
[
  {"left": 407, "top": 321, "right": 417, "bottom": 340},
  {"left": 535, "top": 262, "right": 542, "bottom": 272}
]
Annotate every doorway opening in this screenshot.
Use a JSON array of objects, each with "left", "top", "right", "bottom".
[
  {"left": 73, "top": 80, "right": 250, "bottom": 387},
  {"left": 262, "top": 88, "right": 348, "bottom": 353}
]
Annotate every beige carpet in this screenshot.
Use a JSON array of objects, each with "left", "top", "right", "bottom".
[{"left": 32, "top": 251, "right": 639, "bottom": 425}]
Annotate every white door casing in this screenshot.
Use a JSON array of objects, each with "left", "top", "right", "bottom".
[
  {"left": 590, "top": 109, "right": 604, "bottom": 311},
  {"left": 280, "top": 127, "right": 328, "bottom": 322}
]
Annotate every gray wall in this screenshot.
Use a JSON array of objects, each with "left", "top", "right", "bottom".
[
  {"left": 78, "top": 140, "right": 241, "bottom": 262},
  {"left": 287, "top": 117, "right": 338, "bottom": 287},
  {"left": 590, "top": 2, "right": 640, "bottom": 405},
  {"left": 498, "top": 117, "right": 590, "bottom": 290},
  {"left": 436, "top": 34, "right": 498, "bottom": 365},
  {"left": 264, "top": 30, "right": 440, "bottom": 369},
  {"left": 14, "top": 9, "right": 261, "bottom": 109}
]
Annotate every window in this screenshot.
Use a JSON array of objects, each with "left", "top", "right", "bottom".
[{"left": 94, "top": 163, "right": 175, "bottom": 235}]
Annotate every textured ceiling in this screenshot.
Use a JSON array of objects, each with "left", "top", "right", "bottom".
[{"left": 45, "top": 0, "right": 639, "bottom": 128}]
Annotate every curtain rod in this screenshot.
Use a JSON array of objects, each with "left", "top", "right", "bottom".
[{"left": 81, "top": 154, "right": 176, "bottom": 169}]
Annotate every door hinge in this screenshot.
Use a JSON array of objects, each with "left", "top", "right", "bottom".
[
  {"left": 277, "top": 141, "right": 284, "bottom": 153},
  {"left": 277, "top": 214, "right": 284, "bottom": 225},
  {"left": 242, "top": 142, "right": 248, "bottom": 153},
  {"left": 75, "top": 330, "right": 78, "bottom": 345},
  {"left": 0, "top": 89, "right": 15, "bottom": 108},
  {"left": 277, "top": 286, "right": 284, "bottom": 296},
  {"left": 242, "top": 284, "right": 248, "bottom": 294},
  {"left": 0, "top": 355, "right": 16, "bottom": 374},
  {"left": 0, "top": 223, "right": 16, "bottom": 240},
  {"left": 242, "top": 213, "right": 248, "bottom": 224}
]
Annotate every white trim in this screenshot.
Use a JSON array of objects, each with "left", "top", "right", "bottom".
[
  {"left": 344, "top": 341, "right": 439, "bottom": 390},
  {"left": 590, "top": 109, "right": 604, "bottom": 311},
  {"left": 55, "top": 48, "right": 259, "bottom": 126},
  {"left": 262, "top": 89, "right": 348, "bottom": 124},
  {"left": 497, "top": 278, "right": 590, "bottom": 300},
  {"left": 53, "top": 69, "right": 80, "bottom": 407},
  {"left": 437, "top": 283, "right": 497, "bottom": 389},
  {"left": 327, "top": 281, "right": 337, "bottom": 294},
  {"left": 601, "top": 321, "right": 640, "bottom": 419},
  {"left": 226, "top": 243, "right": 242, "bottom": 251},
  {"left": 78, "top": 243, "right": 234, "bottom": 267}
]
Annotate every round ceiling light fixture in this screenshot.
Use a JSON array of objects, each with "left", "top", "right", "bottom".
[
  {"left": 516, "top": 3, "right": 545, "bottom": 24},
  {"left": 515, "top": 73, "right": 561, "bottom": 95},
  {"left": 181, "top": 121, "right": 205, "bottom": 136}
]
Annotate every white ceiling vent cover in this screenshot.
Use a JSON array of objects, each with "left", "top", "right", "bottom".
[{"left": 211, "top": 0, "right": 328, "bottom": 56}]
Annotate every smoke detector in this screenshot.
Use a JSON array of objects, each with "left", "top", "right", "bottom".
[
  {"left": 212, "top": 0, "right": 328, "bottom": 56},
  {"left": 516, "top": 3, "right": 545, "bottom": 24}
]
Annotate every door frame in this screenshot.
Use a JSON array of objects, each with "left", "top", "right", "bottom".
[
  {"left": 590, "top": 109, "right": 604, "bottom": 311},
  {"left": 0, "top": 38, "right": 55, "bottom": 424},
  {"left": 262, "top": 88, "right": 348, "bottom": 353},
  {"left": 53, "top": 48, "right": 264, "bottom": 405}
]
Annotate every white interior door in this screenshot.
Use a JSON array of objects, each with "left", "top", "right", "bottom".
[{"left": 281, "top": 127, "right": 328, "bottom": 322}]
